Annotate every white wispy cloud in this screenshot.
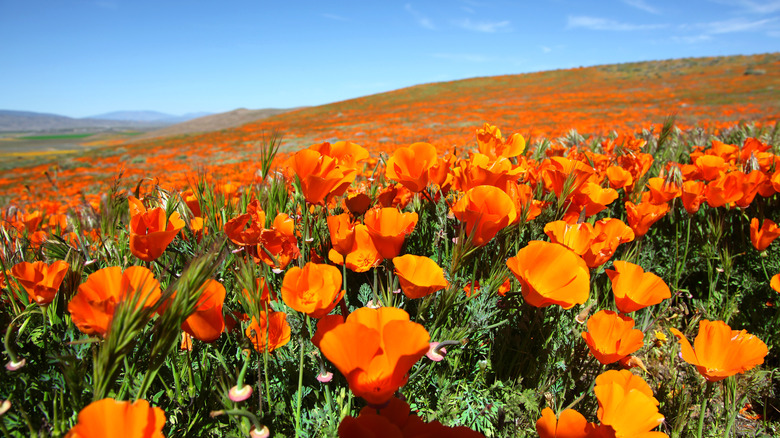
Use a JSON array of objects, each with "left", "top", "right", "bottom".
[
  {"left": 567, "top": 16, "right": 667, "bottom": 31},
  {"left": 621, "top": 0, "right": 661, "bottom": 14},
  {"left": 540, "top": 46, "right": 552, "bottom": 53},
  {"left": 452, "top": 18, "right": 512, "bottom": 33},
  {"left": 671, "top": 34, "right": 713, "bottom": 43},
  {"left": 405, "top": 4, "right": 436, "bottom": 30},
  {"left": 703, "top": 16, "right": 777, "bottom": 33},
  {"left": 322, "top": 13, "right": 349, "bottom": 22},
  {"left": 709, "top": 0, "right": 780, "bottom": 14},
  {"left": 432, "top": 53, "right": 492, "bottom": 63}
]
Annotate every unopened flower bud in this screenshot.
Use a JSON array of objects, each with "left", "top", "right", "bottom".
[{"left": 228, "top": 384, "right": 253, "bottom": 402}]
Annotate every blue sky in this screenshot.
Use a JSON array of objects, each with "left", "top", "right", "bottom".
[{"left": 1, "top": 0, "right": 778, "bottom": 118}]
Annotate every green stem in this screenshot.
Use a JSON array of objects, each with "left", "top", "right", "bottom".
[
  {"left": 697, "top": 381, "right": 714, "bottom": 438},
  {"left": 294, "top": 315, "right": 309, "bottom": 437}
]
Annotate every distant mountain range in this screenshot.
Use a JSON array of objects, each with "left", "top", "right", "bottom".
[
  {"left": 87, "top": 110, "right": 213, "bottom": 123},
  {"left": 0, "top": 109, "right": 213, "bottom": 132}
]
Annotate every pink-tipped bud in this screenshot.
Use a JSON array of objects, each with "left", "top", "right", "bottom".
[
  {"left": 0, "top": 400, "right": 10, "bottom": 416},
  {"left": 317, "top": 371, "right": 333, "bottom": 383},
  {"left": 249, "top": 425, "right": 270, "bottom": 438},
  {"left": 426, "top": 342, "right": 446, "bottom": 362},
  {"left": 5, "top": 358, "right": 25, "bottom": 371},
  {"left": 366, "top": 300, "right": 381, "bottom": 309},
  {"left": 228, "top": 384, "right": 253, "bottom": 402}
]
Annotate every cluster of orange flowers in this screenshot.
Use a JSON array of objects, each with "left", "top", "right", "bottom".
[{"left": 2, "top": 119, "right": 777, "bottom": 437}]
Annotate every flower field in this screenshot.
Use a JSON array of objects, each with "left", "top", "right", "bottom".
[{"left": 1, "top": 53, "right": 780, "bottom": 437}]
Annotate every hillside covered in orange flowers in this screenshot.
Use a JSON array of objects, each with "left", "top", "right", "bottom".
[{"left": 1, "top": 52, "right": 778, "bottom": 211}]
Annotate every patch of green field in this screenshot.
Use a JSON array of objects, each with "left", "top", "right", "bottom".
[{"left": 18, "top": 133, "right": 96, "bottom": 140}]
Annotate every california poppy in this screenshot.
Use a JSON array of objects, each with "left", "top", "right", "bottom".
[
  {"left": 257, "top": 213, "right": 300, "bottom": 270},
  {"left": 281, "top": 262, "right": 343, "bottom": 318},
  {"left": 669, "top": 320, "right": 768, "bottom": 382},
  {"left": 582, "top": 310, "right": 644, "bottom": 365},
  {"left": 288, "top": 148, "right": 356, "bottom": 205},
  {"left": 606, "top": 165, "right": 633, "bottom": 191},
  {"left": 536, "top": 407, "right": 597, "bottom": 438},
  {"left": 315, "top": 306, "right": 430, "bottom": 406},
  {"left": 65, "top": 398, "right": 165, "bottom": 438},
  {"left": 385, "top": 142, "right": 438, "bottom": 193},
  {"left": 329, "top": 224, "right": 383, "bottom": 273},
  {"left": 392, "top": 255, "right": 448, "bottom": 299},
  {"left": 180, "top": 279, "right": 226, "bottom": 343},
  {"left": 476, "top": 123, "right": 525, "bottom": 160},
  {"left": 681, "top": 180, "right": 706, "bottom": 215},
  {"left": 363, "top": 208, "right": 418, "bottom": 259},
  {"left": 704, "top": 172, "right": 743, "bottom": 208},
  {"left": 129, "top": 207, "right": 185, "bottom": 262},
  {"left": 10, "top": 260, "right": 70, "bottom": 305},
  {"left": 224, "top": 200, "right": 266, "bottom": 247},
  {"left": 338, "top": 396, "right": 484, "bottom": 438},
  {"left": 506, "top": 241, "right": 589, "bottom": 309},
  {"left": 327, "top": 213, "right": 357, "bottom": 257},
  {"left": 68, "top": 266, "right": 161, "bottom": 337},
  {"left": 593, "top": 372, "right": 665, "bottom": 437},
  {"left": 606, "top": 261, "right": 671, "bottom": 313},
  {"left": 245, "top": 311, "right": 291, "bottom": 353},
  {"left": 749, "top": 217, "right": 780, "bottom": 251},
  {"left": 451, "top": 185, "right": 517, "bottom": 247},
  {"left": 581, "top": 218, "right": 634, "bottom": 268},
  {"left": 625, "top": 200, "right": 668, "bottom": 237},
  {"left": 771, "top": 273, "right": 780, "bottom": 293}
]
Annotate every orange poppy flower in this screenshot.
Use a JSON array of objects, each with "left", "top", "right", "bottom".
[
  {"left": 180, "top": 279, "right": 226, "bottom": 343},
  {"left": 308, "top": 140, "right": 369, "bottom": 169},
  {"left": 288, "top": 148, "right": 356, "bottom": 205},
  {"left": 363, "top": 208, "right": 418, "bottom": 259},
  {"left": 10, "top": 260, "right": 70, "bottom": 305},
  {"left": 331, "top": 224, "right": 383, "bottom": 273},
  {"left": 625, "top": 201, "right": 669, "bottom": 237},
  {"left": 606, "top": 261, "right": 671, "bottom": 313},
  {"left": 606, "top": 165, "right": 633, "bottom": 191},
  {"left": 451, "top": 185, "right": 517, "bottom": 247},
  {"left": 129, "top": 207, "right": 185, "bottom": 262},
  {"left": 593, "top": 371, "right": 665, "bottom": 437},
  {"left": 385, "top": 142, "right": 438, "bottom": 193},
  {"left": 68, "top": 266, "right": 162, "bottom": 337},
  {"left": 771, "top": 273, "right": 780, "bottom": 293},
  {"left": 476, "top": 123, "right": 525, "bottom": 160},
  {"left": 544, "top": 221, "right": 597, "bottom": 256},
  {"left": 65, "top": 398, "right": 165, "bottom": 438},
  {"left": 181, "top": 189, "right": 202, "bottom": 217},
  {"left": 315, "top": 306, "right": 430, "bottom": 406},
  {"left": 749, "top": 217, "right": 780, "bottom": 251},
  {"left": 451, "top": 154, "right": 524, "bottom": 192},
  {"left": 281, "top": 262, "right": 344, "bottom": 318},
  {"left": 669, "top": 320, "right": 768, "bottom": 382},
  {"left": 344, "top": 192, "right": 373, "bottom": 216},
  {"left": 704, "top": 172, "right": 743, "bottom": 208},
  {"left": 695, "top": 154, "right": 727, "bottom": 181},
  {"left": 681, "top": 180, "right": 706, "bottom": 215},
  {"left": 338, "top": 396, "right": 484, "bottom": 438},
  {"left": 536, "top": 407, "right": 597, "bottom": 438},
  {"left": 582, "top": 310, "right": 644, "bottom": 365},
  {"left": 645, "top": 177, "right": 681, "bottom": 205},
  {"left": 392, "top": 255, "right": 448, "bottom": 299},
  {"left": 245, "top": 311, "right": 291, "bottom": 353},
  {"left": 581, "top": 218, "right": 635, "bottom": 268},
  {"left": 328, "top": 213, "right": 357, "bottom": 257},
  {"left": 257, "top": 213, "right": 300, "bottom": 270},
  {"left": 224, "top": 200, "right": 265, "bottom": 247},
  {"left": 506, "top": 241, "right": 589, "bottom": 309}
]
